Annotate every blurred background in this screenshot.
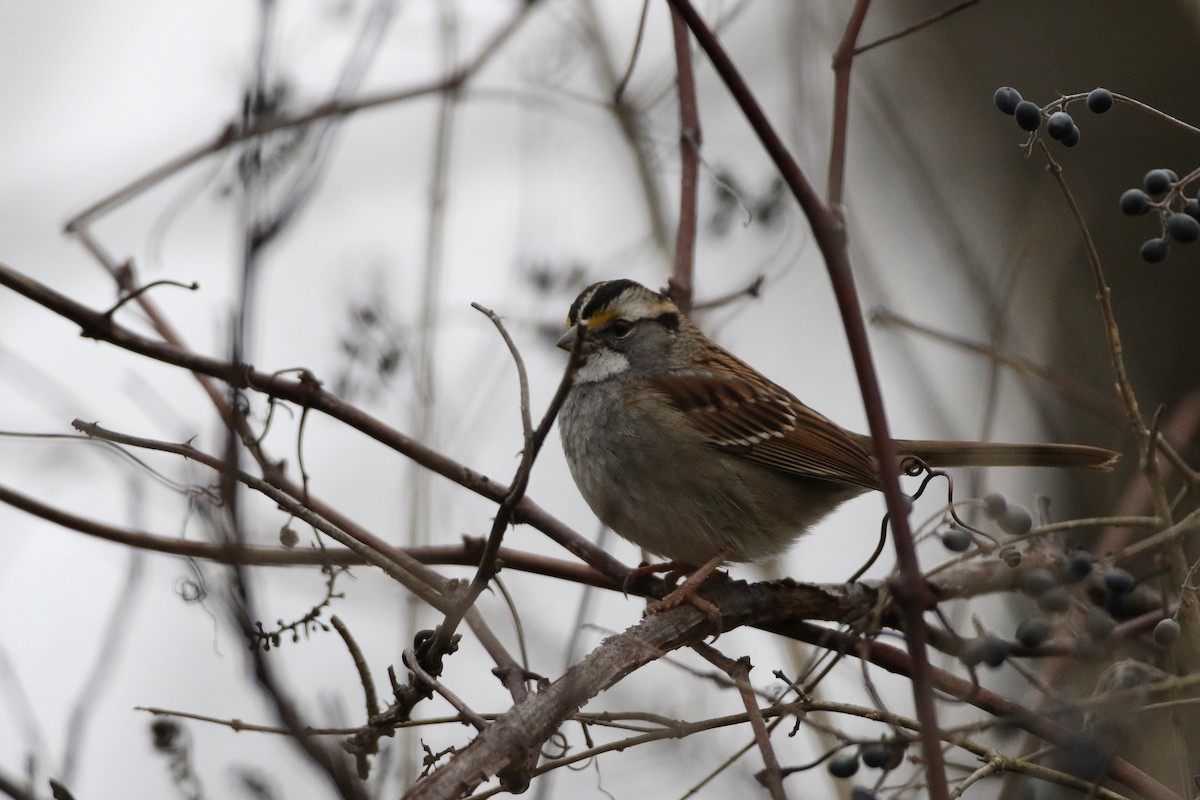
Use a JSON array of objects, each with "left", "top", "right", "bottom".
[{"left": 1, "top": 1, "right": 1198, "bottom": 798}]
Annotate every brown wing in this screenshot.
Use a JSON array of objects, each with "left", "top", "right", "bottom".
[{"left": 650, "top": 351, "right": 881, "bottom": 490}]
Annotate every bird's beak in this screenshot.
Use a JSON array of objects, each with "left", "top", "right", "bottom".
[{"left": 556, "top": 325, "right": 579, "bottom": 351}]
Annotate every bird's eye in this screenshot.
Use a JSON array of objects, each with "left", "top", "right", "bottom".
[{"left": 609, "top": 319, "right": 635, "bottom": 338}]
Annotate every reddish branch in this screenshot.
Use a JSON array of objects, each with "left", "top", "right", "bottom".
[
  {"left": 661, "top": 3, "right": 948, "bottom": 798},
  {"left": 827, "top": 0, "right": 871, "bottom": 209},
  {"left": 667, "top": 6, "right": 700, "bottom": 312},
  {"left": 0, "top": 477, "right": 619, "bottom": 585}
]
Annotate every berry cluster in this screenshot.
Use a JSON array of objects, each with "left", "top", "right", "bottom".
[
  {"left": 933, "top": 490, "right": 1181, "bottom": 665},
  {"left": 826, "top": 739, "right": 907, "bottom": 798},
  {"left": 994, "top": 86, "right": 1113, "bottom": 147},
  {"left": 939, "top": 492, "right": 1032, "bottom": 554},
  {"left": 1119, "top": 168, "right": 1200, "bottom": 262},
  {"left": 1004, "top": 552, "right": 1179, "bottom": 657}
]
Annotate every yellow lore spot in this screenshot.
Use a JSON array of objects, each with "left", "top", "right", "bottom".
[{"left": 583, "top": 308, "right": 619, "bottom": 328}]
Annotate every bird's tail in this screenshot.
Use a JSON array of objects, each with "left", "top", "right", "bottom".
[{"left": 891, "top": 439, "right": 1119, "bottom": 471}]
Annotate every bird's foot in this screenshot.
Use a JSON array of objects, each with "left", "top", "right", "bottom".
[{"left": 643, "top": 549, "right": 731, "bottom": 632}]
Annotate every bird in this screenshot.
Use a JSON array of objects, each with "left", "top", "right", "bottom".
[{"left": 554, "top": 279, "right": 1118, "bottom": 613}]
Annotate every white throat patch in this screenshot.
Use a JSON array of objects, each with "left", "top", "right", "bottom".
[{"left": 574, "top": 349, "right": 629, "bottom": 383}]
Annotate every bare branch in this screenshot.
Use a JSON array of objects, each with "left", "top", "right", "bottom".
[
  {"left": 0, "top": 259, "right": 627, "bottom": 584},
  {"left": 667, "top": 5, "right": 700, "bottom": 312}
]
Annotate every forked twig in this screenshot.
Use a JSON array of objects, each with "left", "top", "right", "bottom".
[
  {"left": 692, "top": 645, "right": 787, "bottom": 800},
  {"left": 416, "top": 306, "right": 587, "bottom": 674}
]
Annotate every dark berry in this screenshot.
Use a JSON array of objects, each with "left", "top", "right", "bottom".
[
  {"left": 982, "top": 492, "right": 1007, "bottom": 518},
  {"left": 1064, "top": 551, "right": 1095, "bottom": 582},
  {"left": 850, "top": 788, "right": 878, "bottom": 800},
  {"left": 960, "top": 636, "right": 1009, "bottom": 668},
  {"left": 1047, "top": 111, "right": 1075, "bottom": 140},
  {"left": 881, "top": 742, "right": 906, "bottom": 770},
  {"left": 1014, "top": 100, "right": 1042, "bottom": 131},
  {"left": 979, "top": 636, "right": 1010, "bottom": 667},
  {"left": 1018, "top": 568, "right": 1057, "bottom": 597},
  {"left": 1166, "top": 169, "right": 1180, "bottom": 183},
  {"left": 957, "top": 637, "right": 984, "bottom": 666},
  {"left": 1061, "top": 125, "right": 1081, "bottom": 147},
  {"left": 1184, "top": 197, "right": 1200, "bottom": 220},
  {"left": 1153, "top": 618, "right": 1181, "bottom": 646},
  {"left": 1103, "top": 568, "right": 1135, "bottom": 594},
  {"left": 1086, "top": 88, "right": 1114, "bottom": 114},
  {"left": 1140, "top": 238, "right": 1169, "bottom": 263},
  {"left": 1085, "top": 608, "right": 1116, "bottom": 640},
  {"left": 994, "top": 86, "right": 1023, "bottom": 115},
  {"left": 1001, "top": 504, "right": 1033, "bottom": 535},
  {"left": 1144, "top": 169, "right": 1175, "bottom": 196},
  {"left": 1119, "top": 189, "right": 1150, "bottom": 216},
  {"left": 828, "top": 753, "right": 860, "bottom": 778},
  {"left": 860, "top": 741, "right": 896, "bottom": 769},
  {"left": 1016, "top": 616, "right": 1052, "bottom": 647},
  {"left": 1167, "top": 212, "right": 1200, "bottom": 243},
  {"left": 1107, "top": 590, "right": 1138, "bottom": 619},
  {"left": 1038, "top": 587, "right": 1071, "bottom": 614},
  {"left": 941, "top": 526, "right": 973, "bottom": 552}
]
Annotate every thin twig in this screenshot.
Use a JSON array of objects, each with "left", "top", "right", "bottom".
[
  {"left": 692, "top": 645, "right": 787, "bottom": 800},
  {"left": 827, "top": 0, "right": 871, "bottom": 210},
  {"left": 402, "top": 650, "right": 488, "bottom": 731},
  {"left": 853, "top": 0, "right": 982, "bottom": 56},
  {"left": 61, "top": 543, "right": 145, "bottom": 783},
  {"left": 472, "top": 304, "right": 532, "bottom": 443},
  {"left": 0, "top": 480, "right": 626, "bottom": 587},
  {"left": 580, "top": 0, "right": 671, "bottom": 255},
  {"left": 871, "top": 306, "right": 1122, "bottom": 419},
  {"left": 103, "top": 280, "right": 199, "bottom": 320},
  {"left": 1113, "top": 92, "right": 1200, "bottom": 136},
  {"left": 1036, "top": 142, "right": 1156, "bottom": 506},
  {"left": 331, "top": 616, "right": 380, "bottom": 718},
  {"left": 612, "top": 0, "right": 652, "bottom": 102},
  {"left": 417, "top": 308, "right": 588, "bottom": 673},
  {"left": 689, "top": 274, "right": 765, "bottom": 312}
]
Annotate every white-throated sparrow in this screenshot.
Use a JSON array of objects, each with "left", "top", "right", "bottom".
[{"left": 556, "top": 279, "right": 1116, "bottom": 603}]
